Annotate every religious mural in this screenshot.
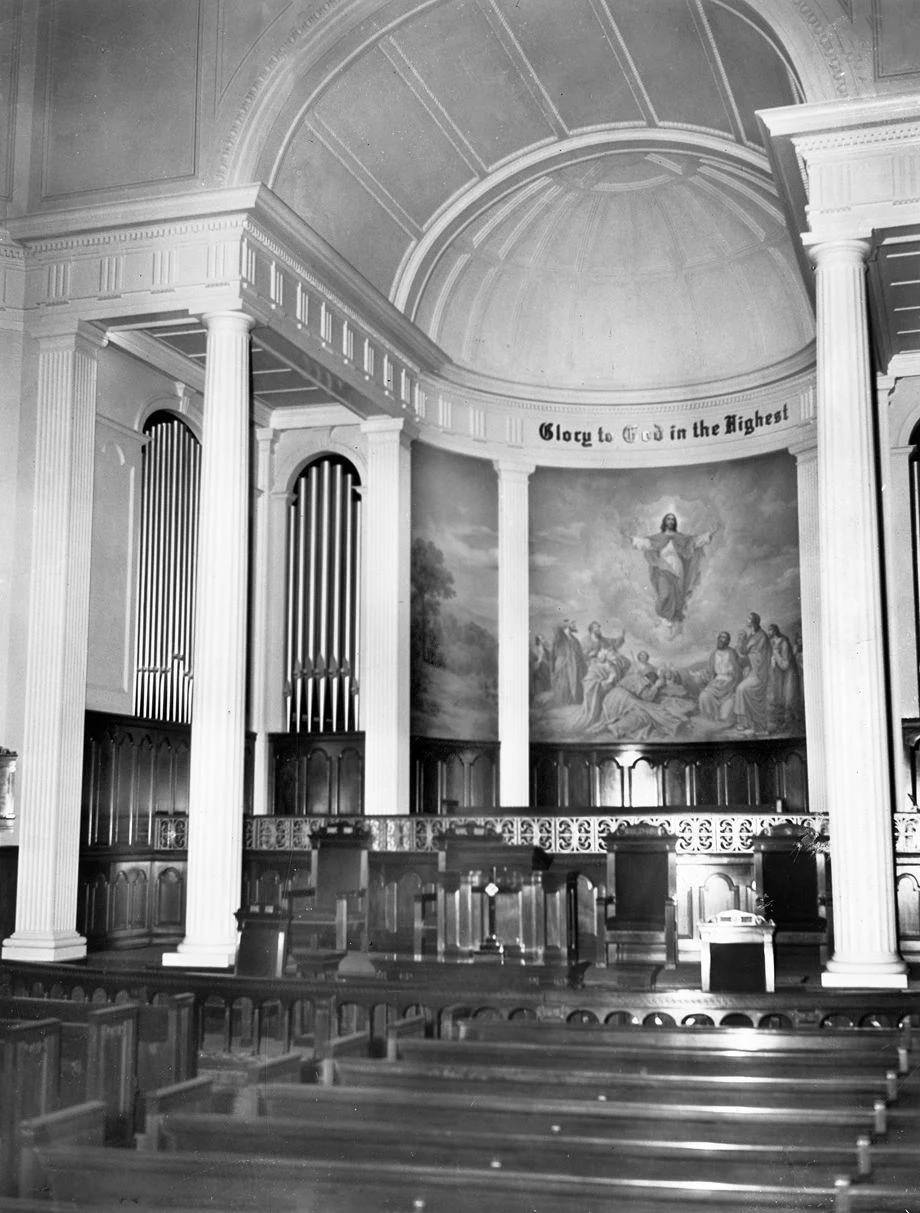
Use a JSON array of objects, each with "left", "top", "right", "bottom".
[
  {"left": 530, "top": 453, "right": 802, "bottom": 743},
  {"left": 410, "top": 445, "right": 499, "bottom": 740}
]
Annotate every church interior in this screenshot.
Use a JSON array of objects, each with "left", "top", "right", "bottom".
[{"left": 3, "top": 0, "right": 920, "bottom": 1208}]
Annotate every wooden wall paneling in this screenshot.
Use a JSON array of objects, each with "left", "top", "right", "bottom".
[{"left": 151, "top": 864, "right": 185, "bottom": 939}]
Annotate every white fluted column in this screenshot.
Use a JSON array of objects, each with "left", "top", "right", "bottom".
[
  {"left": 163, "top": 311, "right": 253, "bottom": 968},
  {"left": 495, "top": 460, "right": 534, "bottom": 807},
  {"left": 809, "top": 239, "right": 907, "bottom": 988},
  {"left": 249, "top": 427, "right": 278, "bottom": 817},
  {"left": 3, "top": 329, "right": 98, "bottom": 962},
  {"left": 361, "top": 417, "right": 411, "bottom": 815},
  {"left": 789, "top": 439, "right": 825, "bottom": 816}
]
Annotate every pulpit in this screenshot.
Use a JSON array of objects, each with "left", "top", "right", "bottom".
[{"left": 434, "top": 828, "right": 552, "bottom": 961}]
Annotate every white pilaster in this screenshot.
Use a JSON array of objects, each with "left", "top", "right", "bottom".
[
  {"left": 3, "top": 329, "right": 98, "bottom": 962},
  {"left": 361, "top": 417, "right": 411, "bottom": 815},
  {"left": 495, "top": 460, "right": 534, "bottom": 807},
  {"left": 249, "top": 426, "right": 278, "bottom": 817},
  {"left": 163, "top": 311, "right": 253, "bottom": 969},
  {"left": 809, "top": 239, "right": 907, "bottom": 988},
  {"left": 789, "top": 439, "right": 824, "bottom": 815}
]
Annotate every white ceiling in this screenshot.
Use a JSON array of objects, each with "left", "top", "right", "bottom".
[{"left": 268, "top": 0, "right": 810, "bottom": 396}]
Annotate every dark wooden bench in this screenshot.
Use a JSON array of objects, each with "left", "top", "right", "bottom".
[
  {"left": 0, "top": 993, "right": 196, "bottom": 1091},
  {"left": 151, "top": 1108, "right": 879, "bottom": 1188},
  {"left": 456, "top": 1020, "right": 913, "bottom": 1073},
  {"left": 28, "top": 1146, "right": 920, "bottom": 1212},
  {"left": 388, "top": 1028, "right": 907, "bottom": 1096},
  {"left": 0, "top": 1020, "right": 61, "bottom": 1199},
  {"left": 16, "top": 1100, "right": 104, "bottom": 1199},
  {"left": 332, "top": 1049, "right": 904, "bottom": 1111},
  {"left": 136, "top": 1076, "right": 214, "bottom": 1150},
  {"left": 257, "top": 1079, "right": 891, "bottom": 1143},
  {"left": 0, "top": 998, "right": 137, "bottom": 1141}
]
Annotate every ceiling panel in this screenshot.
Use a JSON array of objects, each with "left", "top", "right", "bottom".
[
  {"left": 490, "top": 0, "right": 645, "bottom": 133},
  {"left": 609, "top": 0, "right": 732, "bottom": 135}
]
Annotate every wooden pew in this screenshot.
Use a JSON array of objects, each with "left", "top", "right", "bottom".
[
  {"left": 384, "top": 1011, "right": 427, "bottom": 1060},
  {"left": 150, "top": 1108, "right": 876, "bottom": 1188},
  {"left": 0, "top": 1020, "right": 61, "bottom": 1198},
  {"left": 0, "top": 994, "right": 196, "bottom": 1093},
  {"left": 329, "top": 1052, "right": 903, "bottom": 1112},
  {"left": 136, "top": 1077, "right": 214, "bottom": 1151},
  {"left": 257, "top": 1080, "right": 891, "bottom": 1145},
  {"left": 456, "top": 1020, "right": 913, "bottom": 1073},
  {"left": 30, "top": 1146, "right": 920, "bottom": 1212},
  {"left": 0, "top": 999, "right": 137, "bottom": 1141},
  {"left": 16, "top": 1100, "right": 104, "bottom": 1199},
  {"left": 392, "top": 1036, "right": 911, "bottom": 1096}
]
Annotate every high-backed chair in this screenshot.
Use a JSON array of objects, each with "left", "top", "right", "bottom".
[
  {"left": 286, "top": 830, "right": 369, "bottom": 960},
  {"left": 751, "top": 824, "right": 831, "bottom": 964},
  {"left": 603, "top": 826, "right": 678, "bottom": 968}
]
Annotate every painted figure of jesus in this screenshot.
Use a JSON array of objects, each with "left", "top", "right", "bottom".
[{"left": 632, "top": 513, "right": 713, "bottom": 629}]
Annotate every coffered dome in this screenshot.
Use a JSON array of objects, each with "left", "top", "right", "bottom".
[{"left": 411, "top": 150, "right": 814, "bottom": 394}]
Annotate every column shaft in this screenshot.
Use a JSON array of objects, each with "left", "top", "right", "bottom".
[
  {"left": 163, "top": 311, "right": 253, "bottom": 968},
  {"left": 3, "top": 332, "right": 97, "bottom": 962},
  {"left": 791, "top": 442, "right": 825, "bottom": 815},
  {"left": 810, "top": 240, "right": 906, "bottom": 987},
  {"left": 495, "top": 461, "right": 534, "bottom": 806},
  {"left": 361, "top": 418, "right": 411, "bottom": 815}
]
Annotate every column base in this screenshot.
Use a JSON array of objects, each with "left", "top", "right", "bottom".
[
  {"left": 162, "top": 939, "right": 237, "bottom": 969},
  {"left": 821, "top": 956, "right": 909, "bottom": 989},
  {"left": 2, "top": 930, "right": 87, "bottom": 963}
]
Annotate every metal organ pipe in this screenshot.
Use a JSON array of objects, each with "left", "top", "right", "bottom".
[
  {"left": 285, "top": 456, "right": 361, "bottom": 734},
  {"left": 134, "top": 415, "right": 200, "bottom": 724}
]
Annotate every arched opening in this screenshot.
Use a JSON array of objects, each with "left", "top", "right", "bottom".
[
  {"left": 284, "top": 455, "right": 362, "bottom": 734},
  {"left": 134, "top": 412, "right": 201, "bottom": 723}
]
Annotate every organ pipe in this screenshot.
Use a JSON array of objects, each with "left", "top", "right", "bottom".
[
  {"left": 134, "top": 414, "right": 201, "bottom": 723},
  {"left": 285, "top": 455, "right": 361, "bottom": 734}
]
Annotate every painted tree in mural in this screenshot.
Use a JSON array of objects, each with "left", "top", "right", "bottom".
[{"left": 411, "top": 538, "right": 456, "bottom": 668}]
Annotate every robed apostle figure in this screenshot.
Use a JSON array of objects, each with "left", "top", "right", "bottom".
[{"left": 632, "top": 513, "right": 713, "bottom": 626}]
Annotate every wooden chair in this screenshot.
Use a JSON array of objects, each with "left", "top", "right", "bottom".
[
  {"left": 286, "top": 832, "right": 369, "bottom": 960},
  {"left": 751, "top": 824, "right": 831, "bottom": 964},
  {"left": 603, "top": 826, "right": 678, "bottom": 968}
]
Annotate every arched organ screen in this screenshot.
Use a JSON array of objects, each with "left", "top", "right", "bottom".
[
  {"left": 133, "top": 412, "right": 201, "bottom": 723},
  {"left": 285, "top": 456, "right": 362, "bottom": 734}
]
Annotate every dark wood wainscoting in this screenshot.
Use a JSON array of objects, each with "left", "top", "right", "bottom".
[
  {"left": 76, "top": 713, "right": 256, "bottom": 949},
  {"left": 272, "top": 733, "right": 365, "bottom": 816},
  {"left": 410, "top": 738, "right": 500, "bottom": 814},
  {"left": 530, "top": 738, "right": 807, "bottom": 811},
  {"left": 0, "top": 846, "right": 17, "bottom": 942}
]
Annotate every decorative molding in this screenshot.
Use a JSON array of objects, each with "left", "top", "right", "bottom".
[{"left": 238, "top": 812, "right": 834, "bottom": 856}]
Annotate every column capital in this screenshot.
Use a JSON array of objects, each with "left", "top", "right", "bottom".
[
  {"left": 254, "top": 425, "right": 278, "bottom": 450},
  {"left": 493, "top": 458, "right": 536, "bottom": 481},
  {"left": 201, "top": 310, "right": 256, "bottom": 333},
  {"left": 35, "top": 320, "right": 107, "bottom": 355},
  {"left": 805, "top": 237, "right": 872, "bottom": 268},
  {"left": 788, "top": 438, "right": 817, "bottom": 463},
  {"left": 361, "top": 414, "right": 415, "bottom": 449}
]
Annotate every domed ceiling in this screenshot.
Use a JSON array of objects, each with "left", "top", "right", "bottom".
[
  {"left": 412, "top": 151, "right": 813, "bottom": 393},
  {"left": 271, "top": 0, "right": 813, "bottom": 397}
]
